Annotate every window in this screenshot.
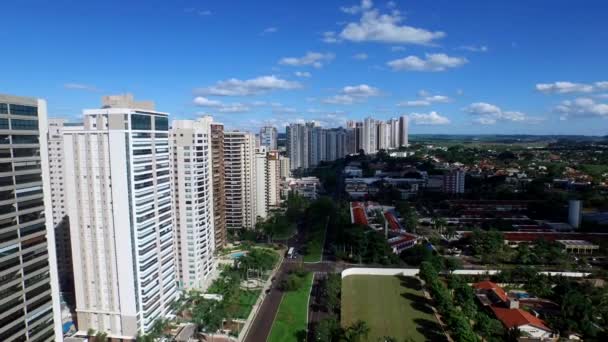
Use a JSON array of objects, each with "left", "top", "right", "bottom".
[
  {"left": 0, "top": 119, "right": 8, "bottom": 129},
  {"left": 11, "top": 119, "right": 38, "bottom": 130},
  {"left": 131, "top": 114, "right": 152, "bottom": 130},
  {"left": 0, "top": 135, "right": 8, "bottom": 144},
  {"left": 154, "top": 116, "right": 168, "bottom": 131},
  {"left": 11, "top": 135, "right": 38, "bottom": 144},
  {"left": 9, "top": 104, "right": 37, "bottom": 116},
  {"left": 0, "top": 104, "right": 7, "bottom": 114}
]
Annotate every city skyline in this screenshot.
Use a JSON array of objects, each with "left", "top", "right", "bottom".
[{"left": 2, "top": 0, "right": 608, "bottom": 135}]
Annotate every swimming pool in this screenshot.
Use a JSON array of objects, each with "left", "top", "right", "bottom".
[{"left": 229, "top": 251, "right": 247, "bottom": 259}]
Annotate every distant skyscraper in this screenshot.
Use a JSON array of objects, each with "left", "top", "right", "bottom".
[
  {"left": 286, "top": 123, "right": 308, "bottom": 170},
  {"left": 224, "top": 131, "right": 257, "bottom": 229},
  {"left": 259, "top": 126, "right": 278, "bottom": 150},
  {"left": 399, "top": 115, "right": 409, "bottom": 147},
  {"left": 266, "top": 150, "right": 281, "bottom": 209},
  {"left": 279, "top": 156, "right": 290, "bottom": 179},
  {"left": 254, "top": 146, "right": 268, "bottom": 220},
  {"left": 170, "top": 118, "right": 216, "bottom": 290},
  {"left": 63, "top": 95, "right": 176, "bottom": 337},
  {"left": 362, "top": 117, "right": 377, "bottom": 154},
  {"left": 443, "top": 169, "right": 465, "bottom": 194},
  {"left": 210, "top": 122, "right": 227, "bottom": 249},
  {"left": 0, "top": 93, "right": 62, "bottom": 341},
  {"left": 388, "top": 118, "right": 400, "bottom": 149}
]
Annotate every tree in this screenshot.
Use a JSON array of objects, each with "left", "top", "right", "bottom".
[
  {"left": 345, "top": 320, "right": 370, "bottom": 342},
  {"left": 432, "top": 217, "right": 448, "bottom": 234},
  {"left": 95, "top": 332, "right": 108, "bottom": 342},
  {"left": 475, "top": 311, "right": 504, "bottom": 340},
  {"left": 470, "top": 229, "right": 505, "bottom": 263},
  {"left": 443, "top": 257, "right": 463, "bottom": 273},
  {"left": 315, "top": 317, "right": 341, "bottom": 342}
]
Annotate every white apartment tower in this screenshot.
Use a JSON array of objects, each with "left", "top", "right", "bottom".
[
  {"left": 279, "top": 156, "right": 290, "bottom": 179},
  {"left": 399, "top": 115, "right": 409, "bottom": 147},
  {"left": 170, "top": 118, "right": 215, "bottom": 290},
  {"left": 286, "top": 123, "right": 308, "bottom": 170},
  {"left": 259, "top": 126, "right": 278, "bottom": 150},
  {"left": 362, "top": 117, "right": 377, "bottom": 154},
  {"left": 254, "top": 147, "right": 268, "bottom": 220},
  {"left": 224, "top": 131, "right": 257, "bottom": 229},
  {"left": 63, "top": 95, "right": 177, "bottom": 338},
  {"left": 0, "top": 94, "right": 62, "bottom": 341},
  {"left": 267, "top": 151, "right": 281, "bottom": 209}
]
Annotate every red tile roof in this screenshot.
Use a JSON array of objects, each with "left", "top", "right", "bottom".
[
  {"left": 384, "top": 211, "right": 401, "bottom": 231},
  {"left": 490, "top": 306, "right": 551, "bottom": 331},
  {"left": 351, "top": 202, "right": 368, "bottom": 226},
  {"left": 473, "top": 281, "right": 509, "bottom": 302}
]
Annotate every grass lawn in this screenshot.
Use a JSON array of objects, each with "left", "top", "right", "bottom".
[
  {"left": 302, "top": 224, "right": 325, "bottom": 262},
  {"left": 267, "top": 272, "right": 313, "bottom": 342},
  {"left": 230, "top": 290, "right": 260, "bottom": 319},
  {"left": 342, "top": 275, "right": 445, "bottom": 342}
]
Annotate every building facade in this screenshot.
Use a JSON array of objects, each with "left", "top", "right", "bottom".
[
  {"left": 170, "top": 118, "right": 216, "bottom": 290},
  {"left": 63, "top": 97, "right": 177, "bottom": 337},
  {"left": 210, "top": 123, "right": 226, "bottom": 249},
  {"left": 224, "top": 131, "right": 257, "bottom": 229},
  {"left": 0, "top": 94, "right": 62, "bottom": 341},
  {"left": 254, "top": 147, "right": 268, "bottom": 220},
  {"left": 259, "top": 126, "right": 278, "bottom": 150}
]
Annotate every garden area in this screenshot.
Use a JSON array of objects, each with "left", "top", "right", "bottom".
[
  {"left": 267, "top": 270, "right": 314, "bottom": 342},
  {"left": 166, "top": 247, "right": 280, "bottom": 339},
  {"left": 341, "top": 274, "right": 444, "bottom": 342}
]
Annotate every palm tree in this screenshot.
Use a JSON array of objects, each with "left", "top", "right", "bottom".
[{"left": 432, "top": 217, "right": 448, "bottom": 234}]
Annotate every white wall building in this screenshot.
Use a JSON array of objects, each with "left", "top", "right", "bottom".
[
  {"left": 170, "top": 118, "right": 215, "bottom": 290},
  {"left": 362, "top": 117, "right": 377, "bottom": 154},
  {"left": 254, "top": 146, "right": 268, "bottom": 220},
  {"left": 279, "top": 156, "right": 290, "bottom": 179},
  {"left": 224, "top": 131, "right": 257, "bottom": 229},
  {"left": 266, "top": 150, "right": 281, "bottom": 209},
  {"left": 259, "top": 126, "right": 277, "bottom": 150},
  {"left": 63, "top": 96, "right": 177, "bottom": 338}
]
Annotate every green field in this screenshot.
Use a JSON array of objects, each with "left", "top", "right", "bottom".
[
  {"left": 267, "top": 273, "right": 314, "bottom": 342},
  {"left": 342, "top": 275, "right": 445, "bottom": 342}
]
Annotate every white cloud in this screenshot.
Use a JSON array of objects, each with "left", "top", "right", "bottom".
[
  {"left": 195, "top": 75, "right": 301, "bottom": 96},
  {"left": 261, "top": 27, "right": 278, "bottom": 35},
  {"left": 535, "top": 81, "right": 596, "bottom": 94},
  {"left": 457, "top": 45, "right": 488, "bottom": 52},
  {"left": 555, "top": 97, "right": 608, "bottom": 118},
  {"left": 321, "top": 31, "right": 340, "bottom": 44},
  {"left": 64, "top": 83, "right": 99, "bottom": 92},
  {"left": 386, "top": 1, "right": 397, "bottom": 9},
  {"left": 279, "top": 52, "right": 335, "bottom": 68},
  {"left": 390, "top": 46, "right": 406, "bottom": 52},
  {"left": 341, "top": 0, "right": 373, "bottom": 14},
  {"left": 294, "top": 71, "right": 311, "bottom": 78},
  {"left": 464, "top": 102, "right": 534, "bottom": 124},
  {"left": 387, "top": 53, "right": 467, "bottom": 71},
  {"left": 409, "top": 112, "right": 451, "bottom": 125},
  {"left": 353, "top": 53, "right": 368, "bottom": 60},
  {"left": 323, "top": 84, "right": 380, "bottom": 105},
  {"left": 338, "top": 2, "right": 445, "bottom": 45},
  {"left": 193, "top": 96, "right": 250, "bottom": 113},
  {"left": 398, "top": 91, "right": 451, "bottom": 107}
]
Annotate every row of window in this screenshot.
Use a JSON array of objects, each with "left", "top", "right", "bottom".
[{"left": 0, "top": 103, "right": 37, "bottom": 116}]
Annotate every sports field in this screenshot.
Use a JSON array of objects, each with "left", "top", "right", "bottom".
[{"left": 342, "top": 275, "right": 445, "bottom": 342}]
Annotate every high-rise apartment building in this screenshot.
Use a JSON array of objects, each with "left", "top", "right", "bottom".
[
  {"left": 210, "top": 123, "right": 226, "bottom": 249},
  {"left": 259, "top": 126, "right": 278, "bottom": 150},
  {"left": 170, "top": 118, "right": 216, "bottom": 290},
  {"left": 224, "top": 131, "right": 256, "bottom": 229},
  {"left": 0, "top": 94, "right": 62, "bottom": 341},
  {"left": 388, "top": 118, "right": 400, "bottom": 149},
  {"left": 279, "top": 156, "right": 290, "bottom": 179},
  {"left": 266, "top": 150, "right": 281, "bottom": 209},
  {"left": 308, "top": 124, "right": 326, "bottom": 167},
  {"left": 63, "top": 95, "right": 177, "bottom": 337},
  {"left": 399, "top": 115, "right": 409, "bottom": 147},
  {"left": 286, "top": 123, "right": 308, "bottom": 170},
  {"left": 362, "top": 117, "right": 377, "bottom": 154},
  {"left": 443, "top": 169, "right": 465, "bottom": 194},
  {"left": 254, "top": 147, "right": 268, "bottom": 220}
]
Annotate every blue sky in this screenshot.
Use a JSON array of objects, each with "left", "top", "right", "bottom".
[{"left": 2, "top": 0, "right": 608, "bottom": 135}]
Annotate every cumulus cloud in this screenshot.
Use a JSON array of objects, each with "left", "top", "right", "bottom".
[
  {"left": 322, "top": 84, "right": 381, "bottom": 105},
  {"left": 341, "top": 0, "right": 373, "bottom": 14},
  {"left": 193, "top": 96, "right": 250, "bottom": 113},
  {"left": 279, "top": 52, "right": 335, "bottom": 68},
  {"left": 338, "top": 1, "right": 445, "bottom": 45},
  {"left": 353, "top": 53, "right": 368, "bottom": 60},
  {"left": 387, "top": 53, "right": 467, "bottom": 72},
  {"left": 555, "top": 97, "right": 608, "bottom": 118},
  {"left": 409, "top": 112, "right": 451, "bottom": 125},
  {"left": 294, "top": 71, "right": 311, "bottom": 78},
  {"left": 195, "top": 75, "right": 301, "bottom": 96},
  {"left": 457, "top": 45, "right": 488, "bottom": 52},
  {"left": 535, "top": 81, "right": 597, "bottom": 94},
  {"left": 64, "top": 83, "right": 99, "bottom": 92},
  {"left": 464, "top": 102, "right": 535, "bottom": 124},
  {"left": 398, "top": 91, "right": 451, "bottom": 107}
]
